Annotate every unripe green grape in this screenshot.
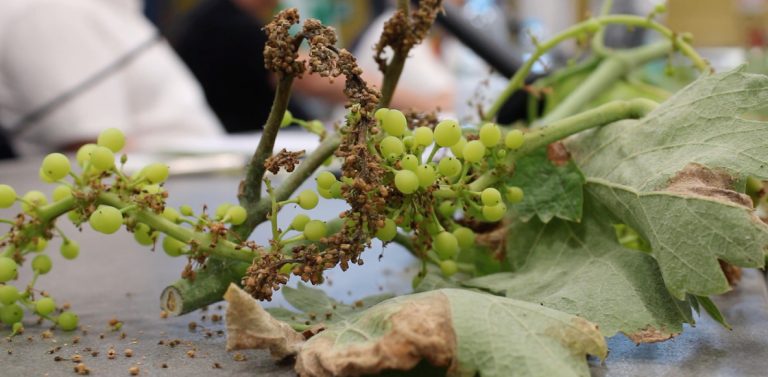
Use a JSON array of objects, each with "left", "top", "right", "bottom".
[
  {"left": 438, "top": 157, "right": 462, "bottom": 178},
  {"left": 374, "top": 108, "right": 389, "bottom": 122},
  {"left": 281, "top": 110, "right": 293, "bottom": 127},
  {"left": 0, "top": 184, "right": 16, "bottom": 208},
  {"left": 75, "top": 143, "right": 97, "bottom": 167},
  {"left": 438, "top": 201, "right": 456, "bottom": 218},
  {"left": 375, "top": 218, "right": 397, "bottom": 241},
  {"left": 41, "top": 153, "right": 71, "bottom": 181},
  {"left": 379, "top": 136, "right": 405, "bottom": 159},
  {"left": 479, "top": 123, "right": 501, "bottom": 147},
  {"left": 60, "top": 239, "right": 80, "bottom": 260},
  {"left": 0, "top": 285, "right": 20, "bottom": 305},
  {"left": 318, "top": 187, "right": 333, "bottom": 199},
  {"left": 97, "top": 128, "right": 126, "bottom": 152},
  {"left": 162, "top": 236, "right": 186, "bottom": 257},
  {"left": 505, "top": 130, "right": 525, "bottom": 150},
  {"left": 506, "top": 186, "right": 524, "bottom": 203},
  {"left": 52, "top": 185, "right": 72, "bottom": 201},
  {"left": 433, "top": 231, "right": 459, "bottom": 260},
  {"left": 215, "top": 203, "right": 232, "bottom": 220},
  {"left": 481, "top": 188, "right": 502, "bottom": 206},
  {"left": 162, "top": 207, "right": 180, "bottom": 223},
  {"left": 143, "top": 163, "right": 170, "bottom": 184},
  {"left": 482, "top": 203, "right": 507, "bottom": 222},
  {"left": 0, "top": 303, "right": 23, "bottom": 325},
  {"left": 462, "top": 140, "right": 486, "bottom": 163},
  {"left": 133, "top": 223, "right": 155, "bottom": 246},
  {"left": 11, "top": 322, "right": 23, "bottom": 334},
  {"left": 413, "top": 127, "right": 433, "bottom": 146},
  {"left": 180, "top": 204, "right": 194, "bottom": 217},
  {"left": 35, "top": 297, "right": 56, "bottom": 316},
  {"left": 434, "top": 120, "right": 461, "bottom": 147},
  {"left": 142, "top": 184, "right": 163, "bottom": 195},
  {"left": 57, "top": 311, "right": 79, "bottom": 331},
  {"left": 416, "top": 164, "right": 436, "bottom": 188},
  {"left": 394, "top": 170, "right": 419, "bottom": 194},
  {"left": 32, "top": 254, "right": 52, "bottom": 274},
  {"left": 425, "top": 220, "right": 441, "bottom": 235},
  {"left": 226, "top": 205, "right": 247, "bottom": 225},
  {"left": 450, "top": 137, "right": 467, "bottom": 158},
  {"left": 381, "top": 109, "right": 407, "bottom": 136},
  {"left": 402, "top": 136, "right": 415, "bottom": 151},
  {"left": 89, "top": 205, "right": 123, "bottom": 234},
  {"left": 290, "top": 214, "right": 310, "bottom": 231},
  {"left": 39, "top": 168, "right": 56, "bottom": 183},
  {"left": 67, "top": 211, "right": 82, "bottom": 224},
  {"left": 34, "top": 238, "right": 48, "bottom": 252},
  {"left": 303, "top": 220, "right": 327, "bottom": 241},
  {"left": 21, "top": 190, "right": 47, "bottom": 214},
  {"left": 297, "top": 189, "right": 319, "bottom": 210},
  {"left": 316, "top": 171, "right": 336, "bottom": 189},
  {"left": 400, "top": 154, "right": 419, "bottom": 171},
  {"left": 496, "top": 149, "right": 507, "bottom": 158},
  {"left": 440, "top": 260, "right": 459, "bottom": 277},
  {"left": 330, "top": 182, "right": 343, "bottom": 198},
  {"left": 90, "top": 146, "right": 115, "bottom": 171},
  {"left": 307, "top": 120, "right": 325, "bottom": 135},
  {"left": 452, "top": 227, "right": 476, "bottom": 249}
]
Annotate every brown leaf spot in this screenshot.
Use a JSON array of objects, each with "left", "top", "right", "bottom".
[
  {"left": 224, "top": 284, "right": 304, "bottom": 359},
  {"left": 719, "top": 260, "right": 742, "bottom": 287},
  {"left": 624, "top": 326, "right": 677, "bottom": 344},
  {"left": 547, "top": 142, "right": 571, "bottom": 166},
  {"left": 666, "top": 163, "right": 752, "bottom": 208},
  {"left": 295, "top": 293, "right": 457, "bottom": 377}
]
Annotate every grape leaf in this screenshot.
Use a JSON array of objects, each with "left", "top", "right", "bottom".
[
  {"left": 295, "top": 289, "right": 607, "bottom": 377},
  {"left": 505, "top": 148, "right": 585, "bottom": 223},
  {"left": 465, "top": 198, "right": 694, "bottom": 341},
  {"left": 565, "top": 67, "right": 768, "bottom": 299}
]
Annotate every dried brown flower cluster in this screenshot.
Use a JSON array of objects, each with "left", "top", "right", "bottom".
[
  {"left": 263, "top": 8, "right": 305, "bottom": 77},
  {"left": 264, "top": 149, "right": 305, "bottom": 174},
  {"left": 373, "top": 0, "right": 444, "bottom": 72}
]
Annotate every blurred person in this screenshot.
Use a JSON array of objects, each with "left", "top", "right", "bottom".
[{"left": 0, "top": 0, "right": 224, "bottom": 158}]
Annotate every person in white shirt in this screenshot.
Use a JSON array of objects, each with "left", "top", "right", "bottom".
[{"left": 0, "top": 0, "right": 224, "bottom": 157}]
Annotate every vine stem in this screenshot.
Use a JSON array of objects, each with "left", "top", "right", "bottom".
[
  {"left": 484, "top": 14, "right": 709, "bottom": 122},
  {"left": 377, "top": 0, "right": 410, "bottom": 109},
  {"left": 469, "top": 98, "right": 658, "bottom": 191}
]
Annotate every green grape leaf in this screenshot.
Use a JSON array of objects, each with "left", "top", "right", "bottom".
[
  {"left": 505, "top": 148, "right": 585, "bottom": 223},
  {"left": 565, "top": 67, "right": 768, "bottom": 299},
  {"left": 295, "top": 289, "right": 606, "bottom": 377},
  {"left": 465, "top": 198, "right": 694, "bottom": 341}
]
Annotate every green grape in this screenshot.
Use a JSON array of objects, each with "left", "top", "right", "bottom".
[
  {"left": 375, "top": 218, "right": 397, "bottom": 241},
  {"left": 35, "top": 297, "right": 56, "bottom": 316},
  {"left": 505, "top": 129, "right": 525, "bottom": 150},
  {"left": 330, "top": 181, "right": 343, "bottom": 198},
  {"left": 143, "top": 163, "right": 170, "bottom": 184},
  {"left": 281, "top": 110, "right": 293, "bottom": 127},
  {"left": 57, "top": 311, "right": 79, "bottom": 331},
  {"left": 450, "top": 137, "right": 467, "bottom": 158},
  {"left": 11, "top": 322, "right": 23, "bottom": 334},
  {"left": 394, "top": 170, "right": 419, "bottom": 194},
  {"left": 433, "top": 231, "right": 459, "bottom": 260},
  {"left": 162, "top": 207, "right": 181, "bottom": 223},
  {"left": 41, "top": 153, "right": 71, "bottom": 181},
  {"left": 60, "top": 239, "right": 80, "bottom": 260},
  {"left": 315, "top": 171, "right": 336, "bottom": 189},
  {"left": 215, "top": 203, "right": 232, "bottom": 220},
  {"left": 180, "top": 204, "right": 194, "bottom": 216},
  {"left": 434, "top": 120, "right": 461, "bottom": 147},
  {"left": 482, "top": 203, "right": 507, "bottom": 222},
  {"left": 374, "top": 108, "right": 389, "bottom": 121},
  {"left": 226, "top": 205, "right": 247, "bottom": 225},
  {"left": 32, "top": 254, "right": 52, "bottom": 274},
  {"left": 162, "top": 236, "right": 186, "bottom": 257},
  {"left": 506, "top": 186, "right": 524, "bottom": 203},
  {"left": 402, "top": 136, "right": 414, "bottom": 151},
  {"left": 290, "top": 214, "right": 310, "bottom": 231},
  {"left": 413, "top": 127, "right": 433, "bottom": 147},
  {"left": 90, "top": 146, "right": 115, "bottom": 171},
  {"left": 133, "top": 223, "right": 155, "bottom": 246},
  {"left": 0, "top": 285, "right": 20, "bottom": 305},
  {"left": 438, "top": 201, "right": 455, "bottom": 218},
  {"left": 75, "top": 143, "right": 97, "bottom": 167},
  {"left": 97, "top": 128, "right": 126, "bottom": 152},
  {"left": 0, "top": 184, "right": 16, "bottom": 208},
  {"left": 439, "top": 260, "right": 458, "bottom": 277},
  {"left": 425, "top": 220, "right": 441, "bottom": 235},
  {"left": 462, "top": 140, "right": 486, "bottom": 163},
  {"left": 400, "top": 154, "right": 419, "bottom": 171},
  {"left": 479, "top": 123, "right": 501, "bottom": 147},
  {"left": 416, "top": 164, "right": 436, "bottom": 188},
  {"left": 452, "top": 227, "right": 476, "bottom": 249},
  {"left": 89, "top": 205, "right": 123, "bottom": 234},
  {"left": 437, "top": 157, "right": 462, "bottom": 178},
  {"left": 480, "top": 188, "right": 502, "bottom": 206},
  {"left": 382, "top": 109, "right": 407, "bottom": 137},
  {"left": 297, "top": 189, "right": 319, "bottom": 210},
  {"left": 142, "top": 184, "right": 163, "bottom": 195},
  {"left": 67, "top": 211, "right": 82, "bottom": 224},
  {"left": 0, "top": 303, "right": 23, "bottom": 325},
  {"left": 318, "top": 187, "right": 333, "bottom": 199},
  {"left": 52, "top": 185, "right": 72, "bottom": 201},
  {"left": 496, "top": 149, "right": 507, "bottom": 158},
  {"left": 303, "top": 220, "right": 327, "bottom": 241},
  {"left": 34, "top": 238, "right": 48, "bottom": 252},
  {"left": 379, "top": 136, "right": 405, "bottom": 159},
  {"left": 21, "top": 190, "right": 47, "bottom": 214},
  {"left": 38, "top": 168, "right": 56, "bottom": 183}
]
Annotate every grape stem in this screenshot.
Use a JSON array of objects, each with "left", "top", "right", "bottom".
[{"left": 377, "top": 0, "right": 410, "bottom": 109}]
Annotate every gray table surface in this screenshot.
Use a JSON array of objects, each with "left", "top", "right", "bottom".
[{"left": 1, "top": 156, "right": 767, "bottom": 377}]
